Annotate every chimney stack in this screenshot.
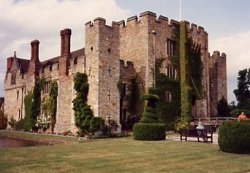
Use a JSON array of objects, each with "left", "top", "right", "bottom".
[
  {"left": 31, "top": 40, "right": 40, "bottom": 61},
  {"left": 60, "top": 28, "right": 71, "bottom": 56},
  {"left": 29, "top": 39, "right": 40, "bottom": 77},
  {"left": 59, "top": 28, "right": 71, "bottom": 76}
]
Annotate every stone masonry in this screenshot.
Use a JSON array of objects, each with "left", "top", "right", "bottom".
[{"left": 4, "top": 11, "right": 227, "bottom": 133}]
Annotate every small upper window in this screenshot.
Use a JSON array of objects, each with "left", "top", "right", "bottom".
[
  {"left": 17, "top": 90, "right": 19, "bottom": 99},
  {"left": 166, "top": 91, "right": 172, "bottom": 102},
  {"left": 166, "top": 66, "right": 177, "bottom": 80},
  {"left": 74, "top": 57, "right": 78, "bottom": 65},
  {"left": 11, "top": 72, "right": 16, "bottom": 84},
  {"left": 167, "top": 39, "right": 175, "bottom": 56},
  {"left": 49, "top": 65, "right": 53, "bottom": 71}
]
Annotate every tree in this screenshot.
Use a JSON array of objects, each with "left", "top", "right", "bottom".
[
  {"left": 217, "top": 97, "right": 230, "bottom": 117},
  {"left": 233, "top": 69, "right": 250, "bottom": 108}
]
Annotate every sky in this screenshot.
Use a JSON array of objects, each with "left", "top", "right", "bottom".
[{"left": 1, "top": 0, "right": 250, "bottom": 103}]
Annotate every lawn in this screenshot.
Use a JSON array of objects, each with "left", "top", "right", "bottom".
[{"left": 1, "top": 134, "right": 250, "bottom": 173}]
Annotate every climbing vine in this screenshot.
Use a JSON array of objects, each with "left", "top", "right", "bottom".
[
  {"left": 73, "top": 72, "right": 104, "bottom": 136},
  {"left": 41, "top": 80, "right": 58, "bottom": 132},
  {"left": 179, "top": 22, "right": 203, "bottom": 123},
  {"left": 24, "top": 91, "right": 33, "bottom": 131},
  {"left": 49, "top": 80, "right": 58, "bottom": 133},
  {"left": 179, "top": 21, "right": 192, "bottom": 123},
  {"left": 149, "top": 59, "right": 181, "bottom": 130}
]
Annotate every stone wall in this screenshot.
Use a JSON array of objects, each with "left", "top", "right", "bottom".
[
  {"left": 208, "top": 51, "right": 227, "bottom": 116},
  {"left": 85, "top": 18, "right": 120, "bottom": 123}
]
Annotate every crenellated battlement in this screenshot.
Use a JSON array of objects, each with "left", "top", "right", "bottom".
[
  {"left": 211, "top": 51, "right": 226, "bottom": 59},
  {"left": 85, "top": 11, "right": 207, "bottom": 38},
  {"left": 120, "top": 60, "right": 134, "bottom": 69}
]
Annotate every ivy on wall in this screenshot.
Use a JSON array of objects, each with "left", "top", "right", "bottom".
[
  {"left": 49, "top": 80, "right": 58, "bottom": 133},
  {"left": 148, "top": 21, "right": 203, "bottom": 129},
  {"left": 41, "top": 80, "right": 58, "bottom": 132},
  {"left": 179, "top": 21, "right": 192, "bottom": 123},
  {"left": 149, "top": 60, "right": 181, "bottom": 130},
  {"left": 179, "top": 22, "right": 203, "bottom": 123},
  {"left": 24, "top": 91, "right": 33, "bottom": 131}
]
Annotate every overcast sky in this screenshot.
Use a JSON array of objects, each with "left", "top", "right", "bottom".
[{"left": 1, "top": 0, "right": 250, "bottom": 103}]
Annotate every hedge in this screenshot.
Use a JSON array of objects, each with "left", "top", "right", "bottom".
[
  {"left": 133, "top": 123, "right": 166, "bottom": 141},
  {"left": 218, "top": 121, "right": 250, "bottom": 154}
]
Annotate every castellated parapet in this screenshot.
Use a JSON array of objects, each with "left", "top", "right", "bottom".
[
  {"left": 4, "top": 11, "right": 227, "bottom": 133},
  {"left": 208, "top": 51, "right": 227, "bottom": 117}
]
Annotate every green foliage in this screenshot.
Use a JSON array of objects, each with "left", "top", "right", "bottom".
[
  {"left": 175, "top": 119, "right": 188, "bottom": 132},
  {"left": 217, "top": 97, "right": 230, "bottom": 117},
  {"left": 133, "top": 123, "right": 166, "bottom": 141},
  {"left": 231, "top": 108, "right": 250, "bottom": 118},
  {"left": 49, "top": 80, "right": 58, "bottom": 131},
  {"left": 218, "top": 121, "right": 250, "bottom": 153},
  {"left": 141, "top": 94, "right": 160, "bottom": 103},
  {"left": 8, "top": 117, "right": 16, "bottom": 130},
  {"left": 128, "top": 77, "right": 141, "bottom": 115},
  {"left": 24, "top": 91, "right": 33, "bottom": 131},
  {"left": 179, "top": 22, "right": 192, "bottom": 123},
  {"left": 73, "top": 72, "right": 105, "bottom": 135},
  {"left": 40, "top": 80, "right": 58, "bottom": 133},
  {"left": 133, "top": 94, "right": 166, "bottom": 141},
  {"left": 0, "top": 110, "right": 7, "bottom": 129},
  {"left": 149, "top": 73, "right": 181, "bottom": 130},
  {"left": 15, "top": 119, "right": 25, "bottom": 131},
  {"left": 90, "top": 117, "right": 105, "bottom": 134},
  {"left": 32, "top": 79, "right": 42, "bottom": 123},
  {"left": 117, "top": 77, "right": 125, "bottom": 97},
  {"left": 233, "top": 69, "right": 250, "bottom": 106},
  {"left": 140, "top": 94, "right": 159, "bottom": 123},
  {"left": 231, "top": 68, "right": 250, "bottom": 116}
]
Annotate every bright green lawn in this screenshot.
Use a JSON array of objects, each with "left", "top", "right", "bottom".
[{"left": 1, "top": 137, "right": 250, "bottom": 173}]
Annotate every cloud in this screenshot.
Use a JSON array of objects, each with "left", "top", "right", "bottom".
[
  {"left": 209, "top": 31, "right": 250, "bottom": 102},
  {"left": 0, "top": 0, "right": 131, "bottom": 96}
]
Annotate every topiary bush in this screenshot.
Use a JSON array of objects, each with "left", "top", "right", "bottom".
[
  {"left": 133, "top": 123, "right": 166, "bottom": 141},
  {"left": 218, "top": 121, "right": 250, "bottom": 153},
  {"left": 133, "top": 94, "right": 166, "bottom": 141}
]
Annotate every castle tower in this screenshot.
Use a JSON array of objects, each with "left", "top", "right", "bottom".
[
  {"left": 209, "top": 51, "right": 227, "bottom": 116},
  {"left": 85, "top": 18, "right": 120, "bottom": 126}
]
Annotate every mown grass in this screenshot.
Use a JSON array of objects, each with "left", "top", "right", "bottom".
[{"left": 0, "top": 131, "right": 250, "bottom": 173}]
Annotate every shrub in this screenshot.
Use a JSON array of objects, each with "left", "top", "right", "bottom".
[
  {"left": 218, "top": 121, "right": 250, "bottom": 153},
  {"left": 8, "top": 117, "right": 16, "bottom": 130},
  {"left": 90, "top": 117, "right": 105, "bottom": 134},
  {"left": 15, "top": 119, "right": 25, "bottom": 131},
  {"left": 133, "top": 94, "right": 165, "bottom": 141},
  {"left": 0, "top": 110, "right": 7, "bottom": 129},
  {"left": 133, "top": 123, "right": 166, "bottom": 141}
]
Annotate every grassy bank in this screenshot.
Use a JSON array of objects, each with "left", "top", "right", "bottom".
[
  {"left": 0, "top": 130, "right": 78, "bottom": 144},
  {"left": 0, "top": 134, "right": 250, "bottom": 173}
]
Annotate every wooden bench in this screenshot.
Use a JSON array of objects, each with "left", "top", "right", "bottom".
[{"left": 180, "top": 128, "right": 213, "bottom": 143}]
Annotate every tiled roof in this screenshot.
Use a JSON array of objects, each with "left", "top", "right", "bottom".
[
  {"left": 40, "top": 48, "right": 85, "bottom": 68},
  {"left": 17, "top": 58, "right": 30, "bottom": 73}
]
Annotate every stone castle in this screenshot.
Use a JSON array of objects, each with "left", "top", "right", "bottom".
[{"left": 4, "top": 11, "right": 227, "bottom": 133}]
